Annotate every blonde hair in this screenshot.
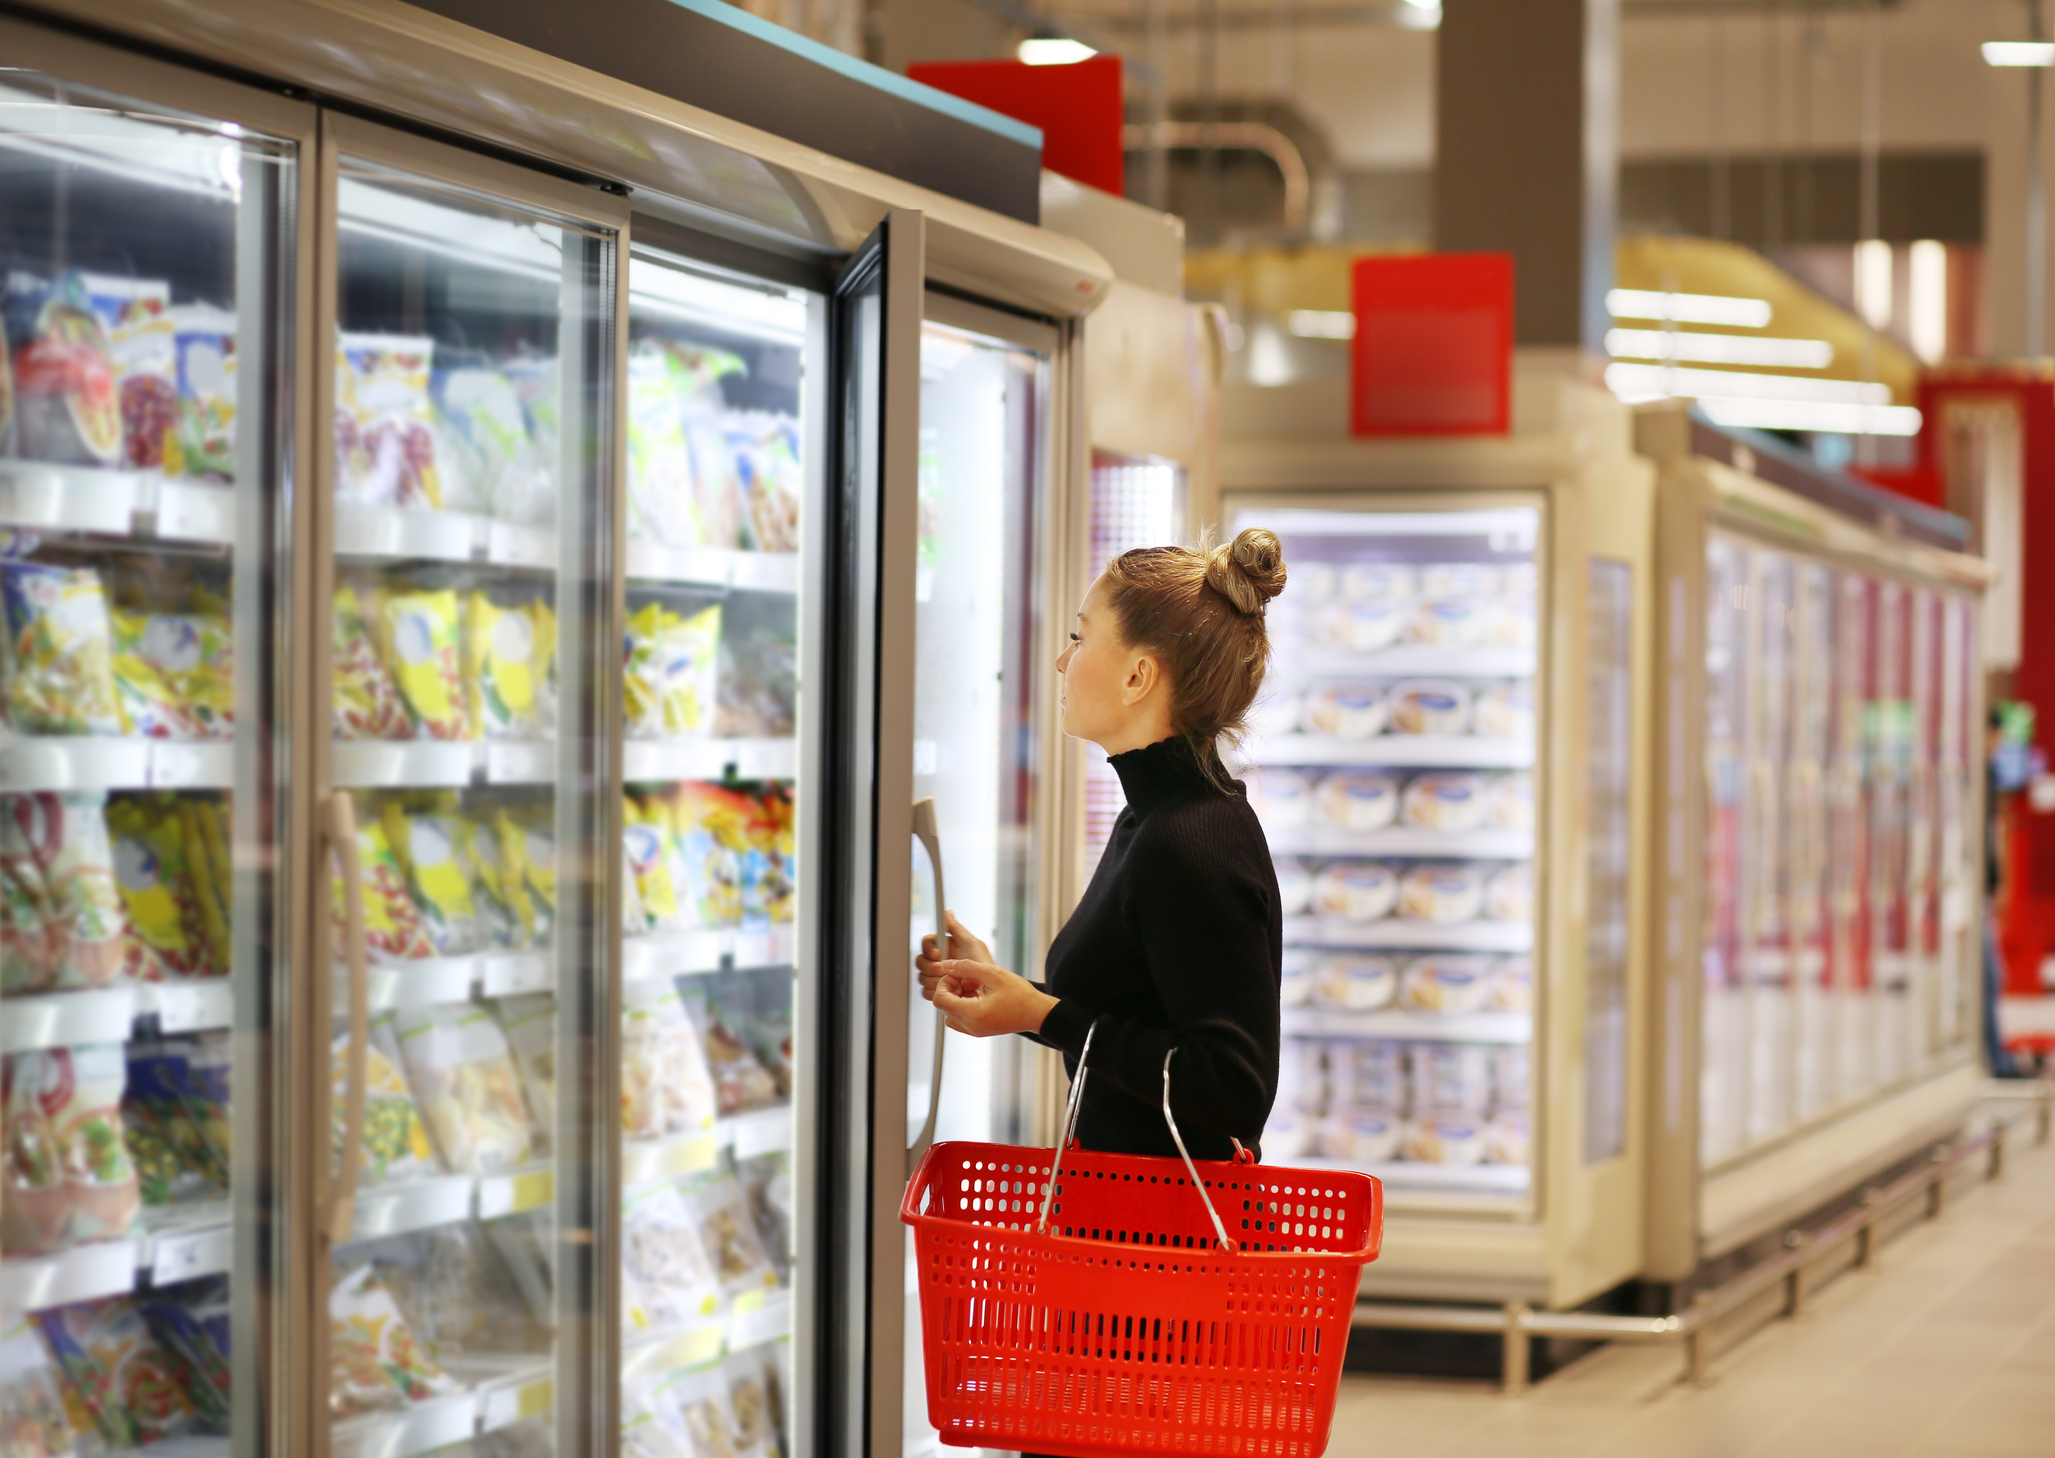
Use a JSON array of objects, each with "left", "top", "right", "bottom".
[{"left": 1099, "top": 526, "right": 1287, "bottom": 769}]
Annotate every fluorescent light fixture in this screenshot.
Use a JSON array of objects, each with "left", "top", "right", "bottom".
[
  {"left": 1287, "top": 309, "right": 1356, "bottom": 339},
  {"left": 1606, "top": 327, "right": 1833, "bottom": 369},
  {"left": 1019, "top": 37, "right": 1097, "bottom": 64},
  {"left": 1984, "top": 41, "right": 2055, "bottom": 66},
  {"left": 1607, "top": 288, "right": 1773, "bottom": 328},
  {"left": 1854, "top": 239, "right": 1894, "bottom": 330},
  {"left": 1396, "top": 0, "right": 1441, "bottom": 27},
  {"left": 1908, "top": 239, "right": 1949, "bottom": 363},
  {"left": 1696, "top": 398, "right": 1923, "bottom": 436},
  {"left": 1604, "top": 362, "right": 1894, "bottom": 405}
]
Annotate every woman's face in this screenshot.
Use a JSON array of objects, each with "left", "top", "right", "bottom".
[{"left": 1056, "top": 577, "right": 1159, "bottom": 748}]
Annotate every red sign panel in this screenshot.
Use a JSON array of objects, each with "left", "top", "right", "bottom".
[
  {"left": 1350, "top": 253, "right": 1513, "bottom": 437},
  {"left": 906, "top": 55, "right": 1124, "bottom": 197}
]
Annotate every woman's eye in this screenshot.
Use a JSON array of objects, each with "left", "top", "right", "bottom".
[{"left": 1068, "top": 632, "right": 1081, "bottom": 643}]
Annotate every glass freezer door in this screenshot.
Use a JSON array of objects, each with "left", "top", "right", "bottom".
[
  {"left": 318, "top": 121, "right": 622, "bottom": 1458},
  {"left": 0, "top": 46, "right": 309, "bottom": 1458}
]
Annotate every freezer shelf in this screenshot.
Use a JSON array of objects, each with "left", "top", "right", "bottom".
[
  {"left": 623, "top": 738, "right": 796, "bottom": 783},
  {"left": 337, "top": 737, "right": 798, "bottom": 789},
  {"left": 0, "top": 1208, "right": 233, "bottom": 1318},
  {"left": 623, "top": 1287, "right": 794, "bottom": 1376},
  {"left": 625, "top": 541, "right": 801, "bottom": 594},
  {"left": 1266, "top": 826, "right": 1533, "bottom": 858},
  {"left": 0, "top": 459, "right": 236, "bottom": 546},
  {"left": 1247, "top": 735, "right": 1535, "bottom": 769},
  {"left": 1289, "top": 1156, "right": 1529, "bottom": 1194},
  {"left": 1284, "top": 916, "right": 1534, "bottom": 952},
  {"left": 1281, "top": 1008, "right": 1532, "bottom": 1043},
  {"left": 0, "top": 737, "right": 233, "bottom": 792},
  {"left": 2, "top": 980, "right": 233, "bottom": 1053},
  {"left": 334, "top": 501, "right": 557, "bottom": 569},
  {"left": 1275, "top": 645, "right": 1536, "bottom": 678}
]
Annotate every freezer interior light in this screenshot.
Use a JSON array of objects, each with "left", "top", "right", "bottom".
[
  {"left": 1019, "top": 38, "right": 1097, "bottom": 64},
  {"left": 1607, "top": 288, "right": 1773, "bottom": 328},
  {"left": 1287, "top": 309, "right": 1356, "bottom": 339},
  {"left": 1604, "top": 361, "right": 1892, "bottom": 406},
  {"left": 1984, "top": 41, "right": 2055, "bottom": 66},
  {"left": 1606, "top": 328, "right": 1833, "bottom": 369},
  {"left": 1696, "top": 398, "right": 1924, "bottom": 437}
]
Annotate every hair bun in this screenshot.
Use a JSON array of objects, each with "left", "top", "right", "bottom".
[{"left": 1205, "top": 527, "right": 1288, "bottom": 615}]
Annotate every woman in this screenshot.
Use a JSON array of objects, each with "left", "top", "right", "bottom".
[{"left": 915, "top": 527, "right": 1287, "bottom": 1164}]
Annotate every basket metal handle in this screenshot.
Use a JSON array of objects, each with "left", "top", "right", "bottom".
[{"left": 1033, "top": 1024, "right": 1237, "bottom": 1251}]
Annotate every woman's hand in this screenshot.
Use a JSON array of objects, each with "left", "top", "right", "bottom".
[
  {"left": 930, "top": 959, "right": 1058, "bottom": 1038},
  {"left": 915, "top": 911, "right": 992, "bottom": 1004}
]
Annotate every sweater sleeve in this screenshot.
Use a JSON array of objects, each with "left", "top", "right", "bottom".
[{"left": 1036, "top": 822, "right": 1279, "bottom": 1148}]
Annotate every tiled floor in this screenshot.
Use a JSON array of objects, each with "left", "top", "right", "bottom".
[{"left": 1325, "top": 1115, "right": 2055, "bottom": 1458}]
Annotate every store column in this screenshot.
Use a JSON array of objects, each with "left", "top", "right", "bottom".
[{"left": 1434, "top": 0, "right": 1620, "bottom": 360}]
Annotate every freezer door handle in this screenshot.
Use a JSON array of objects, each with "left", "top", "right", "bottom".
[
  {"left": 323, "top": 790, "right": 370, "bottom": 1245},
  {"left": 908, "top": 796, "right": 948, "bottom": 1175}
]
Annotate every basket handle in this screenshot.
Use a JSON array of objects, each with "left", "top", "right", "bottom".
[{"left": 1032, "top": 1026, "right": 1237, "bottom": 1252}]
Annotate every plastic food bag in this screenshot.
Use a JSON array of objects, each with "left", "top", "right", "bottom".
[
  {"left": 174, "top": 1034, "right": 233, "bottom": 1178},
  {"left": 695, "top": 998, "right": 777, "bottom": 1118},
  {"left": 80, "top": 275, "right": 177, "bottom": 473},
  {"left": 117, "top": 610, "right": 232, "bottom": 741},
  {"left": 670, "top": 345, "right": 747, "bottom": 550},
  {"left": 122, "top": 1043, "right": 222, "bottom": 1205},
  {"left": 467, "top": 592, "right": 550, "bottom": 740},
  {"left": 434, "top": 366, "right": 545, "bottom": 522},
  {"left": 108, "top": 607, "right": 191, "bottom": 739},
  {"left": 165, "top": 305, "right": 236, "bottom": 481},
  {"left": 333, "top": 583, "right": 412, "bottom": 741},
  {"left": 655, "top": 1366, "right": 738, "bottom": 1458},
  {"left": 333, "top": 808, "right": 434, "bottom": 963},
  {"left": 38, "top": 1296, "right": 195, "bottom": 1449},
  {"left": 333, "top": 1013, "right": 440, "bottom": 1187},
  {"left": 739, "top": 1153, "right": 792, "bottom": 1281},
  {"left": 624, "top": 602, "right": 721, "bottom": 740},
  {"left": 512, "top": 811, "right": 557, "bottom": 949},
  {"left": 626, "top": 341, "right": 697, "bottom": 549},
  {"left": 381, "top": 798, "right": 485, "bottom": 957},
  {"left": 622, "top": 1371, "right": 694, "bottom": 1458},
  {"left": 107, "top": 793, "right": 227, "bottom": 982},
  {"left": 395, "top": 1004, "right": 535, "bottom": 1175},
  {"left": 0, "top": 564, "right": 123, "bottom": 736},
  {"left": 729, "top": 409, "right": 801, "bottom": 555},
  {"left": 483, "top": 1210, "right": 557, "bottom": 1332},
  {"left": 328, "top": 1263, "right": 461, "bottom": 1418},
  {"left": 725, "top": 1352, "right": 776, "bottom": 1458},
  {"left": 623, "top": 796, "right": 684, "bottom": 935},
  {"left": 715, "top": 615, "right": 795, "bottom": 739},
  {"left": 4, "top": 271, "right": 120, "bottom": 467},
  {"left": 0, "top": 793, "right": 127, "bottom": 993},
  {"left": 620, "top": 1181, "right": 718, "bottom": 1333},
  {"left": 463, "top": 807, "right": 529, "bottom": 951},
  {"left": 667, "top": 786, "right": 742, "bottom": 931},
  {"left": 335, "top": 334, "right": 441, "bottom": 509},
  {"left": 690, "top": 1175, "right": 778, "bottom": 1295},
  {"left": 0, "top": 1320, "right": 79, "bottom": 1458},
  {"left": 139, "top": 1281, "right": 231, "bottom": 1433},
  {"left": 377, "top": 1221, "right": 538, "bottom": 1358},
  {"left": 381, "top": 589, "right": 469, "bottom": 742},
  {"left": 496, "top": 996, "right": 556, "bottom": 1155}
]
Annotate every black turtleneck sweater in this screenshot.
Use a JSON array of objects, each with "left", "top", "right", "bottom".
[{"left": 1030, "top": 735, "right": 1281, "bottom": 1162}]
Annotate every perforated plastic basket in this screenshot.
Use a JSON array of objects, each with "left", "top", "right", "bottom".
[{"left": 900, "top": 1043, "right": 1382, "bottom": 1458}]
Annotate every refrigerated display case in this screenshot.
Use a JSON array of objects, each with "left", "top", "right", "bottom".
[
  {"left": 1638, "top": 407, "right": 1989, "bottom": 1282},
  {"left": 1209, "top": 361, "right": 1656, "bottom": 1308},
  {"left": 0, "top": 8, "right": 1116, "bottom": 1458}
]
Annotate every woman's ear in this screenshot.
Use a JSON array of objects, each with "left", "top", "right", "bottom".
[{"left": 1123, "top": 653, "right": 1161, "bottom": 705}]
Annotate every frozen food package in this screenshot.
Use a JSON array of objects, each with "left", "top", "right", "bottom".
[
  {"left": 624, "top": 797, "right": 685, "bottom": 935},
  {"left": 512, "top": 810, "right": 558, "bottom": 949},
  {"left": 1314, "top": 771, "right": 1399, "bottom": 831},
  {"left": 333, "top": 583, "right": 412, "bottom": 741},
  {"left": 381, "top": 799, "right": 486, "bottom": 956},
  {"left": 730, "top": 408, "right": 802, "bottom": 555},
  {"left": 1419, "top": 563, "right": 1501, "bottom": 600},
  {"left": 622, "top": 979, "right": 717, "bottom": 1138},
  {"left": 394, "top": 1003, "right": 536, "bottom": 1175},
  {"left": 108, "top": 607, "right": 191, "bottom": 739},
  {"left": 690, "top": 1175, "right": 779, "bottom": 1295},
  {"left": 467, "top": 592, "right": 549, "bottom": 740},
  {"left": 667, "top": 786, "right": 742, "bottom": 931},
  {"left": 165, "top": 305, "right": 236, "bottom": 482},
  {"left": 478, "top": 1418, "right": 556, "bottom": 1458},
  {"left": 670, "top": 344, "right": 748, "bottom": 551},
  {"left": 378, "top": 1220, "right": 538, "bottom": 1358},
  {"left": 1262, "top": 1105, "right": 1313, "bottom": 1161},
  {"left": 1301, "top": 683, "right": 1388, "bottom": 739},
  {"left": 483, "top": 1210, "right": 558, "bottom": 1332},
  {"left": 1397, "top": 955, "right": 1494, "bottom": 1014},
  {"left": 462, "top": 806, "right": 529, "bottom": 950},
  {"left": 1314, "top": 953, "right": 1398, "bottom": 1011},
  {"left": 332, "top": 1013, "right": 440, "bottom": 1187},
  {"left": 1485, "top": 863, "right": 1534, "bottom": 923},
  {"left": 497, "top": 995, "right": 557, "bottom": 1154},
  {"left": 11, "top": 1042, "right": 139, "bottom": 1250},
  {"left": 334, "top": 333, "right": 442, "bottom": 509},
  {"left": 176, "top": 1035, "right": 233, "bottom": 1178},
  {"left": 1338, "top": 1109, "right": 1402, "bottom": 1164},
  {"left": 1403, "top": 1112, "right": 1489, "bottom": 1165},
  {"left": 500, "top": 352, "right": 561, "bottom": 515},
  {"left": 1274, "top": 858, "right": 1312, "bottom": 919},
  {"left": 328, "top": 1262, "right": 461, "bottom": 1418},
  {"left": 380, "top": 589, "right": 470, "bottom": 742},
  {"left": 1387, "top": 680, "right": 1471, "bottom": 737},
  {"left": 123, "top": 1044, "right": 222, "bottom": 1204},
  {"left": 333, "top": 809, "right": 435, "bottom": 962},
  {"left": 1342, "top": 562, "right": 1415, "bottom": 601},
  {"left": 1311, "top": 861, "right": 1397, "bottom": 923},
  {"left": 0, "top": 564, "right": 124, "bottom": 736},
  {"left": 118, "top": 608, "right": 233, "bottom": 741},
  {"left": 1409, "top": 598, "right": 1491, "bottom": 647},
  {"left": 1400, "top": 772, "right": 1489, "bottom": 832},
  {"left": 696, "top": 999, "right": 779, "bottom": 1117},
  {"left": 625, "top": 341, "right": 697, "bottom": 548},
  {"left": 0, "top": 1320, "right": 79, "bottom": 1458},
  {"left": 715, "top": 614, "right": 796, "bottom": 740},
  {"left": 121, "top": 1098, "right": 192, "bottom": 1209},
  {"left": 80, "top": 275, "right": 178, "bottom": 472},
  {"left": 1490, "top": 1044, "right": 1532, "bottom": 1108},
  {"left": 2, "top": 1053, "right": 70, "bottom": 1253},
  {"left": 1318, "top": 597, "right": 1404, "bottom": 652},
  {"left": 433, "top": 365, "right": 545, "bottom": 522},
  {"left": 621, "top": 1371, "right": 694, "bottom": 1458},
  {"left": 1486, "top": 956, "right": 1533, "bottom": 1015},
  {"left": 139, "top": 1283, "right": 231, "bottom": 1433},
  {"left": 38, "top": 1295, "right": 195, "bottom": 1449},
  {"left": 739, "top": 1152, "right": 793, "bottom": 1279},
  {"left": 1247, "top": 768, "right": 1311, "bottom": 829},
  {"left": 0, "top": 313, "right": 12, "bottom": 460},
  {"left": 1278, "top": 945, "right": 1316, "bottom": 1007},
  {"left": 4, "top": 271, "right": 120, "bottom": 466},
  {"left": 1408, "top": 1043, "right": 1494, "bottom": 1114},
  {"left": 1485, "top": 1111, "right": 1531, "bottom": 1165},
  {"left": 1473, "top": 682, "right": 1536, "bottom": 741},
  {"left": 1397, "top": 863, "right": 1484, "bottom": 924},
  {"left": 656, "top": 1365, "right": 740, "bottom": 1458},
  {"left": 620, "top": 1180, "right": 718, "bottom": 1332},
  {"left": 1494, "top": 593, "right": 1538, "bottom": 650},
  {"left": 664, "top": 603, "right": 723, "bottom": 738},
  {"left": 0, "top": 792, "right": 128, "bottom": 992},
  {"left": 1277, "top": 1039, "right": 1325, "bottom": 1114},
  {"left": 725, "top": 1351, "right": 777, "bottom": 1458},
  {"left": 1293, "top": 561, "right": 1338, "bottom": 602},
  {"left": 1332, "top": 1040, "right": 1405, "bottom": 1110},
  {"left": 1485, "top": 772, "right": 1535, "bottom": 831}
]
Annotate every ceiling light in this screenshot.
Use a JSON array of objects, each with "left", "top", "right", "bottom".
[
  {"left": 1287, "top": 309, "right": 1356, "bottom": 339},
  {"left": 1984, "top": 41, "right": 2055, "bottom": 66},
  {"left": 1019, "top": 37, "right": 1097, "bottom": 64},
  {"left": 1696, "top": 398, "right": 1923, "bottom": 437},
  {"left": 1604, "top": 362, "right": 1893, "bottom": 405},
  {"left": 1607, "top": 288, "right": 1773, "bottom": 328},
  {"left": 1606, "top": 328, "right": 1833, "bottom": 369}
]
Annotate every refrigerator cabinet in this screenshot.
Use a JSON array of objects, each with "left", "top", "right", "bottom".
[
  {"left": 1638, "top": 406, "right": 1990, "bottom": 1282},
  {"left": 1215, "top": 365, "right": 1656, "bottom": 1310}
]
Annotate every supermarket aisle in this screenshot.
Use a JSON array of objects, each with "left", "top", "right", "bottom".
[{"left": 1326, "top": 1125, "right": 2055, "bottom": 1457}]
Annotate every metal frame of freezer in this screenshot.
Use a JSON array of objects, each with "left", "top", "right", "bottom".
[
  {"left": 1208, "top": 364, "right": 1659, "bottom": 1309},
  {"left": 0, "top": 6, "right": 1125, "bottom": 1458},
  {"left": 1637, "top": 406, "right": 1992, "bottom": 1283}
]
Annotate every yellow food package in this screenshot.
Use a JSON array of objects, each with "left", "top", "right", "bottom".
[
  {"left": 622, "top": 794, "right": 681, "bottom": 932},
  {"left": 380, "top": 795, "right": 483, "bottom": 956},
  {"left": 379, "top": 589, "right": 468, "bottom": 742},
  {"left": 333, "top": 584, "right": 410, "bottom": 740},
  {"left": 466, "top": 593, "right": 542, "bottom": 740}
]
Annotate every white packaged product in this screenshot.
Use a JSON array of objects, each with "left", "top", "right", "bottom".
[
  {"left": 1397, "top": 863, "right": 1484, "bottom": 923},
  {"left": 1485, "top": 863, "right": 1534, "bottom": 922},
  {"left": 1263, "top": 1106, "right": 1314, "bottom": 1160},
  {"left": 1408, "top": 598, "right": 1491, "bottom": 647},
  {"left": 1409, "top": 1042, "right": 1494, "bottom": 1112},
  {"left": 1279, "top": 946, "right": 1317, "bottom": 1006},
  {"left": 1341, "top": 562, "right": 1415, "bottom": 602},
  {"left": 1486, "top": 957, "right": 1533, "bottom": 1014},
  {"left": 1419, "top": 562, "right": 1501, "bottom": 599},
  {"left": 1280, "top": 1040, "right": 1327, "bottom": 1112},
  {"left": 1485, "top": 1112, "right": 1531, "bottom": 1165},
  {"left": 1313, "top": 861, "right": 1398, "bottom": 922},
  {"left": 1405, "top": 1111, "right": 1489, "bottom": 1165},
  {"left": 1332, "top": 1039, "right": 1406, "bottom": 1108},
  {"left": 1486, "top": 772, "right": 1535, "bottom": 831},
  {"left": 1388, "top": 680, "right": 1471, "bottom": 736},
  {"left": 1248, "top": 689, "right": 1301, "bottom": 738},
  {"left": 1400, "top": 772, "right": 1488, "bottom": 831},
  {"left": 1315, "top": 771, "right": 1399, "bottom": 830},
  {"left": 1494, "top": 593, "right": 1538, "bottom": 648},
  {"left": 620, "top": 1181, "right": 718, "bottom": 1332},
  {"left": 1398, "top": 955, "right": 1495, "bottom": 1014},
  {"left": 1301, "top": 683, "right": 1388, "bottom": 739},
  {"left": 1294, "top": 560, "right": 1339, "bottom": 602},
  {"left": 1274, "top": 858, "right": 1313, "bottom": 918},
  {"left": 1314, "top": 953, "right": 1398, "bottom": 1011},
  {"left": 1249, "top": 768, "right": 1312, "bottom": 828},
  {"left": 1320, "top": 597, "right": 1405, "bottom": 652},
  {"left": 394, "top": 1002, "right": 536, "bottom": 1175},
  {"left": 1490, "top": 1044, "right": 1532, "bottom": 1107},
  {"left": 1474, "top": 682, "right": 1537, "bottom": 741},
  {"left": 1342, "top": 1109, "right": 1403, "bottom": 1164}
]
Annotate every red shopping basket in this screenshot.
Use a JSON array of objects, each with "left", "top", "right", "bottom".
[{"left": 901, "top": 1034, "right": 1383, "bottom": 1458}]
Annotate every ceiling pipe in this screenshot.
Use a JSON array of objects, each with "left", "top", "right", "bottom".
[{"left": 1121, "top": 120, "right": 1312, "bottom": 232}]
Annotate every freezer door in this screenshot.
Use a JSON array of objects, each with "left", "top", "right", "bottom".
[
  {"left": 313, "top": 115, "right": 625, "bottom": 1458},
  {"left": 0, "top": 23, "right": 315, "bottom": 1458}
]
